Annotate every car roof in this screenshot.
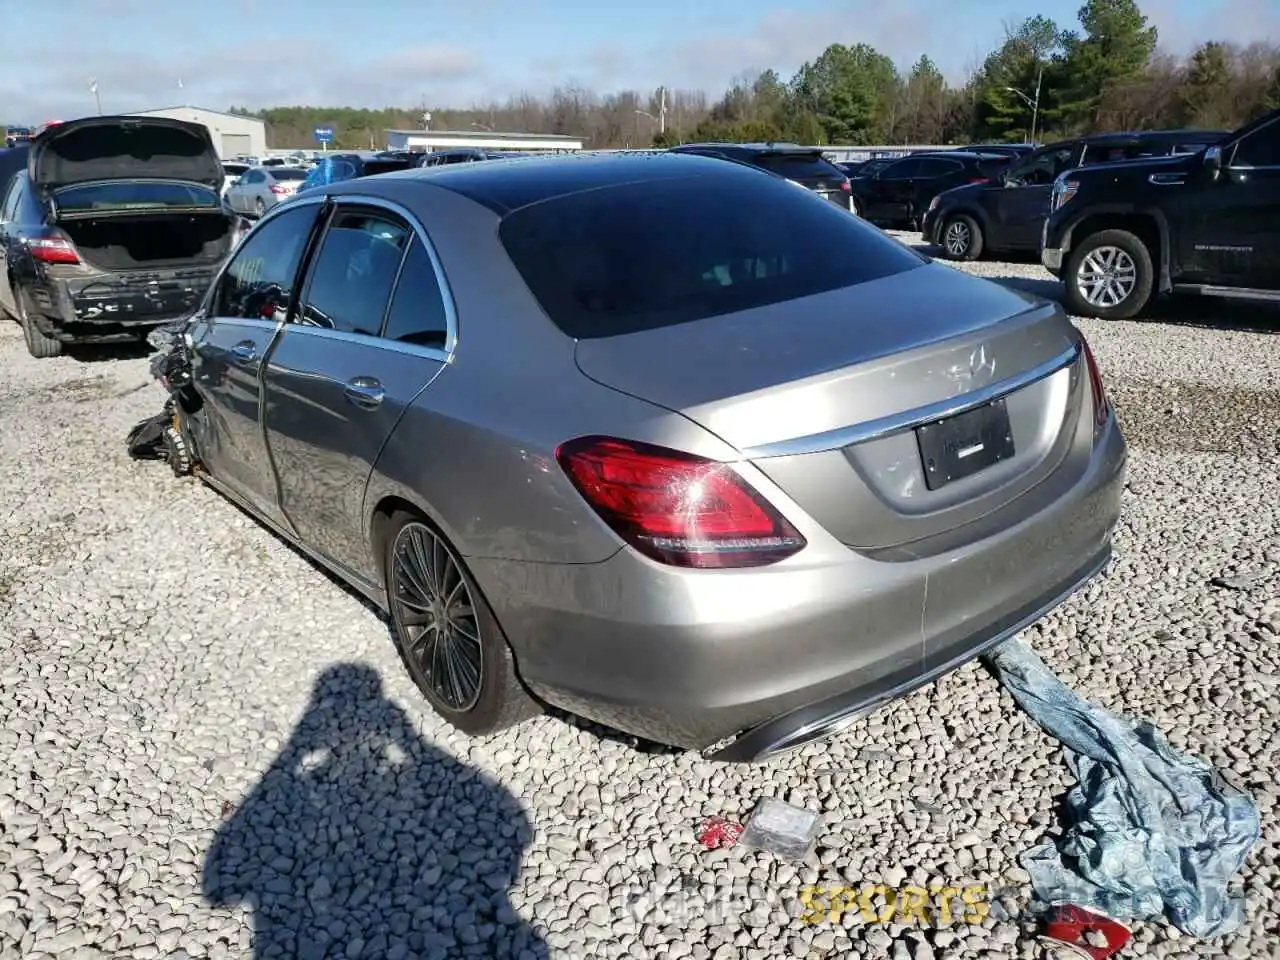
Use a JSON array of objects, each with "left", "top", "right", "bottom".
[
  {"left": 672, "top": 142, "right": 822, "bottom": 155},
  {"left": 1060, "top": 129, "right": 1229, "bottom": 147},
  {"left": 906, "top": 151, "right": 1007, "bottom": 161},
  {"left": 339, "top": 150, "right": 774, "bottom": 216}
]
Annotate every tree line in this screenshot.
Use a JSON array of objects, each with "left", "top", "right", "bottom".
[{"left": 237, "top": 0, "right": 1280, "bottom": 151}]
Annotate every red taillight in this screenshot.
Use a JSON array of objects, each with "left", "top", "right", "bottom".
[
  {"left": 555, "top": 436, "right": 806, "bottom": 569},
  {"left": 968, "top": 177, "right": 988, "bottom": 184},
  {"left": 1081, "top": 338, "right": 1110, "bottom": 430},
  {"left": 27, "top": 235, "right": 79, "bottom": 264},
  {"left": 270, "top": 184, "right": 288, "bottom": 194},
  {"left": 840, "top": 179, "right": 851, "bottom": 192}
]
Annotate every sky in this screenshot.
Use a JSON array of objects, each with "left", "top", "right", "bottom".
[{"left": 2, "top": 0, "right": 1277, "bottom": 122}]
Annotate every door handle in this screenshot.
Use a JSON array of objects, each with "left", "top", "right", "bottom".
[
  {"left": 230, "top": 340, "right": 257, "bottom": 363},
  {"left": 343, "top": 376, "right": 385, "bottom": 409}
]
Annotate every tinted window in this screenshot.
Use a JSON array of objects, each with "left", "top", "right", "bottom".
[
  {"left": 269, "top": 169, "right": 306, "bottom": 181},
  {"left": 499, "top": 174, "right": 924, "bottom": 339},
  {"left": 752, "top": 153, "right": 842, "bottom": 179},
  {"left": 1232, "top": 120, "right": 1280, "bottom": 167},
  {"left": 1012, "top": 146, "right": 1076, "bottom": 185},
  {"left": 296, "top": 208, "right": 409, "bottom": 335},
  {"left": 916, "top": 158, "right": 963, "bottom": 178},
  {"left": 879, "top": 157, "right": 921, "bottom": 179},
  {"left": 54, "top": 181, "right": 221, "bottom": 212},
  {"left": 243, "top": 170, "right": 263, "bottom": 184},
  {"left": 382, "top": 238, "right": 449, "bottom": 347},
  {"left": 214, "top": 205, "right": 317, "bottom": 321}
]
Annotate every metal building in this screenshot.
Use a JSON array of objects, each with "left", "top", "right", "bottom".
[
  {"left": 384, "top": 128, "right": 584, "bottom": 154},
  {"left": 124, "top": 106, "right": 268, "bottom": 159}
]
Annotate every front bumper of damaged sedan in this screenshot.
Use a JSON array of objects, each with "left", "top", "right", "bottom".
[{"left": 469, "top": 416, "right": 1128, "bottom": 762}]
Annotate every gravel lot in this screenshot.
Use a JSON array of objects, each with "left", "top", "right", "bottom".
[{"left": 1, "top": 242, "right": 1277, "bottom": 960}]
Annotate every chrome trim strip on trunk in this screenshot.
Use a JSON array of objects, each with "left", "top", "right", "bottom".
[{"left": 739, "top": 341, "right": 1083, "bottom": 460}]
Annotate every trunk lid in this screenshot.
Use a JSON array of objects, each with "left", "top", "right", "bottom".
[
  {"left": 575, "top": 262, "right": 1091, "bottom": 551},
  {"left": 29, "top": 116, "right": 223, "bottom": 193}
]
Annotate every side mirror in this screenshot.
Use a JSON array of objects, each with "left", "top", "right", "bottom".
[{"left": 1202, "top": 145, "right": 1222, "bottom": 180}]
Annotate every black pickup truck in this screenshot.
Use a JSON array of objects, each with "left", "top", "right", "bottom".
[{"left": 1041, "top": 108, "right": 1280, "bottom": 319}]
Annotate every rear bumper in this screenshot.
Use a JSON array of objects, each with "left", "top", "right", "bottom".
[
  {"left": 27, "top": 268, "right": 216, "bottom": 343},
  {"left": 470, "top": 416, "right": 1128, "bottom": 758}
]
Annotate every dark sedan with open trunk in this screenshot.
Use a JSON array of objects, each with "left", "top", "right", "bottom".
[{"left": 0, "top": 115, "right": 244, "bottom": 357}]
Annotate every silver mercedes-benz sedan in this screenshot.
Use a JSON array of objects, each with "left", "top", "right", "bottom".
[{"left": 171, "top": 151, "right": 1127, "bottom": 762}]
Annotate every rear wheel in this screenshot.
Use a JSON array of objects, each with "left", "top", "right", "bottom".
[
  {"left": 384, "top": 511, "right": 536, "bottom": 735},
  {"left": 17, "top": 292, "right": 62, "bottom": 359},
  {"left": 1063, "top": 229, "right": 1154, "bottom": 320},
  {"left": 939, "top": 214, "right": 984, "bottom": 261},
  {"left": 254, "top": 197, "right": 265, "bottom": 218}
]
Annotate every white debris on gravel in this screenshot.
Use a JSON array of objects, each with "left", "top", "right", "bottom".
[{"left": 0, "top": 238, "right": 1277, "bottom": 960}]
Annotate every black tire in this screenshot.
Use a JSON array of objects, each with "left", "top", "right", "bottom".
[
  {"left": 383, "top": 510, "right": 537, "bottom": 736},
  {"left": 254, "top": 197, "right": 265, "bottom": 218},
  {"left": 939, "top": 213, "right": 984, "bottom": 261},
  {"left": 1063, "top": 228, "right": 1154, "bottom": 320},
  {"left": 850, "top": 196, "right": 862, "bottom": 218},
  {"left": 17, "top": 292, "right": 62, "bottom": 359}
]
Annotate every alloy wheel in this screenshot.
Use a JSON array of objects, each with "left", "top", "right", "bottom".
[
  {"left": 390, "top": 522, "right": 484, "bottom": 712},
  {"left": 1076, "top": 246, "right": 1137, "bottom": 308},
  {"left": 944, "top": 220, "right": 971, "bottom": 257}
]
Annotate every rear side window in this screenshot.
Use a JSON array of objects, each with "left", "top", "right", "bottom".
[
  {"left": 296, "top": 208, "right": 409, "bottom": 335},
  {"left": 382, "top": 238, "right": 449, "bottom": 347},
  {"left": 878, "top": 157, "right": 922, "bottom": 179},
  {"left": 499, "top": 174, "right": 924, "bottom": 339},
  {"left": 752, "top": 153, "right": 844, "bottom": 180},
  {"left": 916, "top": 158, "right": 964, "bottom": 178},
  {"left": 214, "top": 205, "right": 317, "bottom": 321},
  {"left": 53, "top": 180, "right": 221, "bottom": 212}
]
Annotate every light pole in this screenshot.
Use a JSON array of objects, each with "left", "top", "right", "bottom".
[
  {"left": 635, "top": 87, "right": 668, "bottom": 137},
  {"left": 89, "top": 78, "right": 102, "bottom": 115},
  {"left": 1004, "top": 66, "right": 1043, "bottom": 144}
]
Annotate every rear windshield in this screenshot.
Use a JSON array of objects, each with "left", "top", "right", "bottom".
[
  {"left": 362, "top": 159, "right": 411, "bottom": 176},
  {"left": 499, "top": 173, "right": 924, "bottom": 339},
  {"left": 752, "top": 152, "right": 843, "bottom": 179},
  {"left": 268, "top": 168, "right": 306, "bottom": 180},
  {"left": 53, "top": 180, "right": 222, "bottom": 211}
]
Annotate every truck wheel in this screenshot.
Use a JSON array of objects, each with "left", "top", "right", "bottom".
[
  {"left": 384, "top": 510, "right": 538, "bottom": 736},
  {"left": 940, "top": 214, "right": 984, "bottom": 261},
  {"left": 18, "top": 294, "right": 62, "bottom": 359},
  {"left": 1063, "top": 229, "right": 1154, "bottom": 320}
]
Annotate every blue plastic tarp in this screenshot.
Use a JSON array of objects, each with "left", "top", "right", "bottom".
[{"left": 983, "top": 637, "right": 1259, "bottom": 938}]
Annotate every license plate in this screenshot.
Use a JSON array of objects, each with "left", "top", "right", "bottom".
[{"left": 915, "top": 398, "right": 1015, "bottom": 491}]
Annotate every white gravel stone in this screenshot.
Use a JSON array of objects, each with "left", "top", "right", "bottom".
[{"left": 0, "top": 241, "right": 1276, "bottom": 960}]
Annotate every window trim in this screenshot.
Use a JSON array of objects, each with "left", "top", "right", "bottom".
[{"left": 279, "top": 193, "right": 457, "bottom": 362}]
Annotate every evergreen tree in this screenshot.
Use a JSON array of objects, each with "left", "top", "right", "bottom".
[{"left": 1057, "top": 0, "right": 1158, "bottom": 130}]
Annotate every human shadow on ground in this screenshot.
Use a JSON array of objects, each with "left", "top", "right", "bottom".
[{"left": 203, "top": 663, "right": 548, "bottom": 960}]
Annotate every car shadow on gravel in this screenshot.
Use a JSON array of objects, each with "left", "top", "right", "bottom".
[
  {"left": 65, "top": 340, "right": 154, "bottom": 363},
  {"left": 203, "top": 663, "right": 548, "bottom": 960}
]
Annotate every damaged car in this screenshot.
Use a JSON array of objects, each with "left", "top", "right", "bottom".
[
  {"left": 0, "top": 115, "right": 248, "bottom": 358},
  {"left": 136, "top": 154, "right": 1127, "bottom": 762}
]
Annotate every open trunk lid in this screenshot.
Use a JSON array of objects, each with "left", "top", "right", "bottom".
[
  {"left": 575, "top": 263, "right": 1093, "bottom": 552},
  {"left": 29, "top": 115, "right": 223, "bottom": 193}
]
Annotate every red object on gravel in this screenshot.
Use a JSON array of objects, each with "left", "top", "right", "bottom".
[
  {"left": 696, "top": 817, "right": 745, "bottom": 850},
  {"left": 1039, "top": 904, "right": 1132, "bottom": 960}
]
